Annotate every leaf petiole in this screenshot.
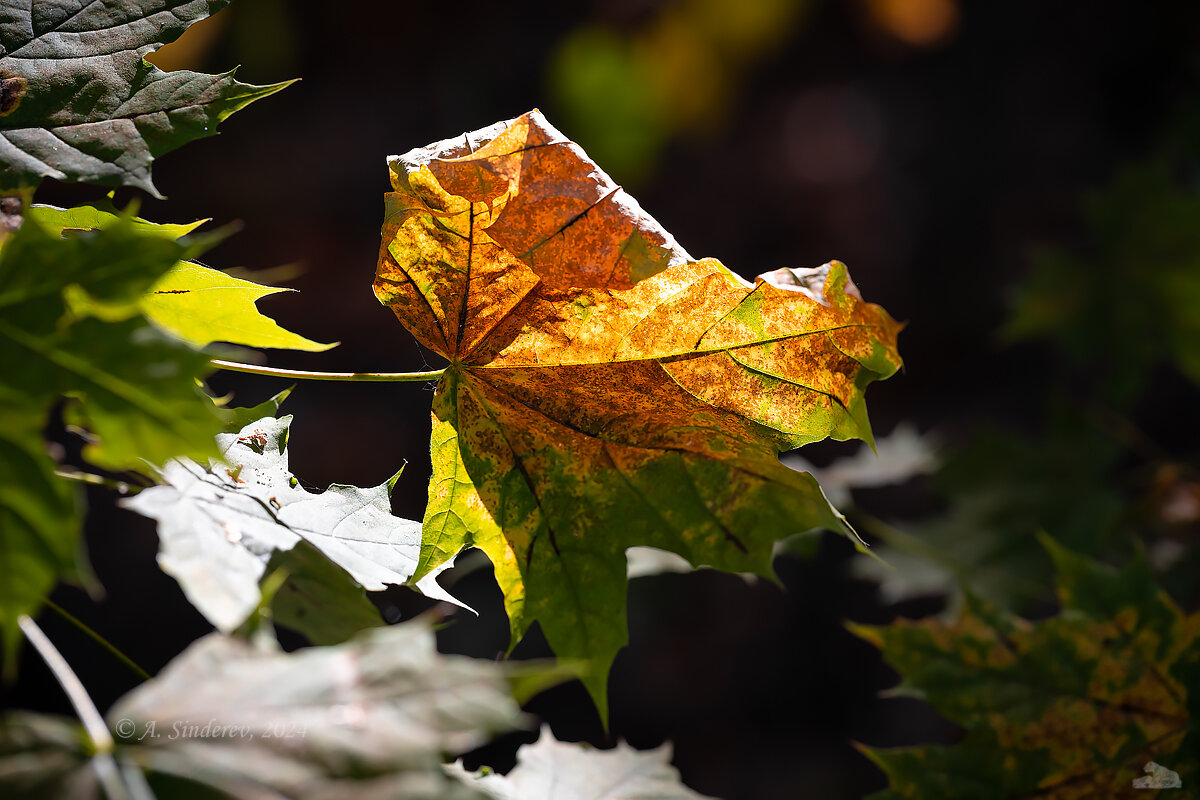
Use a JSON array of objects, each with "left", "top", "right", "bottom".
[
  {"left": 42, "top": 598, "right": 152, "bottom": 682},
  {"left": 17, "top": 616, "right": 146, "bottom": 800},
  {"left": 210, "top": 359, "right": 445, "bottom": 382}
]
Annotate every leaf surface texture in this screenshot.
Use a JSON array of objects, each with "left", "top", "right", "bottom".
[
  {"left": 123, "top": 415, "right": 456, "bottom": 634},
  {"left": 448, "top": 725, "right": 716, "bottom": 799},
  {"left": 855, "top": 539, "right": 1200, "bottom": 799},
  {"left": 375, "top": 110, "right": 903, "bottom": 711},
  {"left": 0, "top": 0, "right": 288, "bottom": 195}
]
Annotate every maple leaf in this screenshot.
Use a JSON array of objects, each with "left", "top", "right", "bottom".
[
  {"left": 140, "top": 262, "right": 336, "bottom": 352},
  {"left": 30, "top": 200, "right": 331, "bottom": 352},
  {"left": 0, "top": 618, "right": 527, "bottom": 799},
  {"left": 447, "top": 725, "right": 717, "bottom": 799},
  {"left": 852, "top": 536, "right": 1200, "bottom": 799},
  {"left": 0, "top": 0, "right": 289, "bottom": 196},
  {"left": 123, "top": 415, "right": 460, "bottom": 635},
  {"left": 375, "top": 110, "right": 902, "bottom": 715}
]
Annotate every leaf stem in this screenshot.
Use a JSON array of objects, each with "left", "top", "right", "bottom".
[
  {"left": 18, "top": 615, "right": 137, "bottom": 800},
  {"left": 18, "top": 615, "right": 112, "bottom": 753},
  {"left": 42, "top": 598, "right": 152, "bottom": 681},
  {"left": 54, "top": 469, "right": 137, "bottom": 495},
  {"left": 210, "top": 359, "right": 445, "bottom": 383}
]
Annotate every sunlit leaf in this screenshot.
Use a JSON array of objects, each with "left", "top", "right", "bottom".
[
  {"left": 29, "top": 202, "right": 328, "bottom": 352},
  {"left": 141, "top": 263, "right": 335, "bottom": 351},
  {"left": 0, "top": 208, "right": 223, "bottom": 472},
  {"left": 376, "top": 110, "right": 902, "bottom": 715}
]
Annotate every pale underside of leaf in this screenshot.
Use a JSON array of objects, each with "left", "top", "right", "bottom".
[
  {"left": 96, "top": 619, "right": 525, "bottom": 799},
  {"left": 122, "top": 416, "right": 463, "bottom": 632},
  {"left": 447, "top": 725, "right": 716, "bottom": 800}
]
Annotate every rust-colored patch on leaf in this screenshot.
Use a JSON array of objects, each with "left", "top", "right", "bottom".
[
  {"left": 425, "top": 110, "right": 692, "bottom": 289},
  {"left": 858, "top": 559, "right": 1197, "bottom": 799},
  {"left": 0, "top": 72, "right": 27, "bottom": 116},
  {"left": 376, "top": 111, "right": 903, "bottom": 713}
]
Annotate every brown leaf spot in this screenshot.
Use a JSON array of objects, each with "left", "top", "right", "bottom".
[{"left": 0, "top": 72, "right": 27, "bottom": 116}]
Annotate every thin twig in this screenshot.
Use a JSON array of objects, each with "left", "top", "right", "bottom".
[
  {"left": 42, "top": 598, "right": 151, "bottom": 681},
  {"left": 210, "top": 359, "right": 445, "bottom": 383},
  {"left": 54, "top": 470, "right": 136, "bottom": 495}
]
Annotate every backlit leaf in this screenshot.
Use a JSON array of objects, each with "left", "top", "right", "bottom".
[
  {"left": 141, "top": 263, "right": 335, "bottom": 351},
  {"left": 29, "top": 202, "right": 329, "bottom": 352},
  {"left": 0, "top": 0, "right": 290, "bottom": 196},
  {"left": 853, "top": 538, "right": 1199, "bottom": 799},
  {"left": 375, "top": 110, "right": 903, "bottom": 715},
  {"left": 0, "top": 206, "right": 224, "bottom": 471},
  {"left": 0, "top": 403, "right": 80, "bottom": 670},
  {"left": 447, "top": 725, "right": 717, "bottom": 799}
]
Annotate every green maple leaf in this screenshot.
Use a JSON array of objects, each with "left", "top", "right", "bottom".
[
  {"left": 0, "top": 405, "right": 79, "bottom": 671},
  {"left": 375, "top": 110, "right": 903, "bottom": 718},
  {"left": 447, "top": 726, "right": 717, "bottom": 799},
  {"left": 0, "top": 207, "right": 225, "bottom": 471},
  {"left": 140, "top": 262, "right": 335, "bottom": 351},
  {"left": 30, "top": 201, "right": 332, "bottom": 352},
  {"left": 0, "top": 0, "right": 290, "bottom": 196},
  {"left": 852, "top": 537, "right": 1200, "bottom": 799},
  {"left": 0, "top": 203, "right": 227, "bottom": 658}
]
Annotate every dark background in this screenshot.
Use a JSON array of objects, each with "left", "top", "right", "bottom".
[{"left": 8, "top": 1, "right": 1200, "bottom": 798}]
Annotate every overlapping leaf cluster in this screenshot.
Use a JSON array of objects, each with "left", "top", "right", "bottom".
[
  {"left": 0, "top": 0, "right": 313, "bottom": 664},
  {"left": 123, "top": 412, "right": 466, "bottom": 640},
  {"left": 0, "top": 202, "right": 224, "bottom": 659},
  {"left": 0, "top": 6, "right": 731, "bottom": 799},
  {"left": 0, "top": 618, "right": 527, "bottom": 799}
]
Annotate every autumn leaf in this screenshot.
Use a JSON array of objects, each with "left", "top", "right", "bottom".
[
  {"left": 447, "top": 726, "right": 717, "bottom": 799},
  {"left": 375, "top": 110, "right": 903, "bottom": 715},
  {"left": 852, "top": 536, "right": 1200, "bottom": 799},
  {"left": 0, "top": 0, "right": 289, "bottom": 196}
]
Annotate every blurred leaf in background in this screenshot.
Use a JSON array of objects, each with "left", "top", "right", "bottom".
[
  {"left": 854, "top": 538, "right": 1199, "bottom": 799},
  {"left": 852, "top": 107, "right": 1200, "bottom": 618},
  {"left": 855, "top": 408, "right": 1131, "bottom": 614},
  {"left": 547, "top": 0, "right": 811, "bottom": 185},
  {"left": 1004, "top": 119, "right": 1200, "bottom": 405}
]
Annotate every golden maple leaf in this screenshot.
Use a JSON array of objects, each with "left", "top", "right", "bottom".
[{"left": 375, "top": 110, "right": 902, "bottom": 717}]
